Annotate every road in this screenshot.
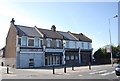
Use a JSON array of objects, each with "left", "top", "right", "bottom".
[{"left": 1, "top": 64, "right": 120, "bottom": 80}]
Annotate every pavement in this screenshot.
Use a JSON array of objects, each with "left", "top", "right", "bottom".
[{"left": 1, "top": 64, "right": 120, "bottom": 79}]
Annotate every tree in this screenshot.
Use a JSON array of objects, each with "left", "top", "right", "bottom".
[{"left": 94, "top": 45, "right": 120, "bottom": 59}]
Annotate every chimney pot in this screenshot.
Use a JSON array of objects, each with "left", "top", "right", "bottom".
[
  {"left": 51, "top": 25, "right": 56, "bottom": 31},
  {"left": 10, "top": 18, "right": 15, "bottom": 24}
]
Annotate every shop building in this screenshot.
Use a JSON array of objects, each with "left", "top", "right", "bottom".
[
  {"left": 59, "top": 31, "right": 92, "bottom": 66},
  {"left": 36, "top": 25, "right": 64, "bottom": 66},
  {"left": 4, "top": 18, "right": 92, "bottom": 68},
  {"left": 70, "top": 32, "right": 93, "bottom": 65}
]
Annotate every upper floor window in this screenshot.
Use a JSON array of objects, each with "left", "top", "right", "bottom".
[
  {"left": 40, "top": 39, "right": 43, "bottom": 47},
  {"left": 35, "top": 38, "right": 39, "bottom": 47},
  {"left": 18, "top": 38, "right": 21, "bottom": 46},
  {"left": 56, "top": 40, "right": 61, "bottom": 47},
  {"left": 28, "top": 38, "right": 34, "bottom": 46},
  {"left": 22, "top": 37, "right": 27, "bottom": 46},
  {"left": 66, "top": 41, "right": 69, "bottom": 48},
  {"left": 88, "top": 43, "right": 90, "bottom": 49},
  {"left": 75, "top": 41, "right": 77, "bottom": 48},
  {"left": 47, "top": 39, "right": 52, "bottom": 47},
  {"left": 82, "top": 42, "right": 84, "bottom": 49}
]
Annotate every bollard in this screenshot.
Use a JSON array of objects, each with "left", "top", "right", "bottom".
[
  {"left": 64, "top": 65, "right": 66, "bottom": 73},
  {"left": 53, "top": 65, "right": 55, "bottom": 74},
  {"left": 7, "top": 65, "right": 9, "bottom": 74},
  {"left": 89, "top": 62, "right": 91, "bottom": 70},
  {"left": 72, "top": 65, "right": 74, "bottom": 71},
  {"left": 1, "top": 62, "right": 4, "bottom": 66},
  {"left": 12, "top": 64, "right": 14, "bottom": 68}
]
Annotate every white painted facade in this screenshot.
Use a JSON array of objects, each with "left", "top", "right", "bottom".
[
  {"left": 16, "top": 36, "right": 45, "bottom": 68},
  {"left": 64, "top": 40, "right": 92, "bottom": 49},
  {"left": 19, "top": 53, "right": 44, "bottom": 68}
]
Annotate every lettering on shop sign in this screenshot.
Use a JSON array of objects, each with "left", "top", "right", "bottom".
[
  {"left": 21, "top": 49, "right": 43, "bottom": 52},
  {"left": 45, "top": 49, "right": 63, "bottom": 52}
]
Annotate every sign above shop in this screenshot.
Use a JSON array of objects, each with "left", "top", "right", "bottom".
[
  {"left": 45, "top": 52, "right": 63, "bottom": 56},
  {"left": 45, "top": 49, "right": 63, "bottom": 52},
  {"left": 20, "top": 49, "right": 43, "bottom": 53}
]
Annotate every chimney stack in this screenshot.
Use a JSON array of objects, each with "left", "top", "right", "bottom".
[
  {"left": 10, "top": 18, "right": 15, "bottom": 24},
  {"left": 51, "top": 25, "right": 56, "bottom": 31}
]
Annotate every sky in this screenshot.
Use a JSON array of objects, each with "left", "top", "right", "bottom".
[{"left": 0, "top": 0, "right": 119, "bottom": 53}]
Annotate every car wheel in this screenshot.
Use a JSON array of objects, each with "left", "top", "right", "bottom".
[{"left": 116, "top": 73, "right": 120, "bottom": 76}]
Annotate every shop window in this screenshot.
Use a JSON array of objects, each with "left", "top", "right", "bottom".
[
  {"left": 28, "top": 39, "right": 34, "bottom": 46},
  {"left": 35, "top": 38, "right": 39, "bottom": 47},
  {"left": 22, "top": 37, "right": 27, "bottom": 46},
  {"left": 56, "top": 40, "right": 61, "bottom": 47},
  {"left": 18, "top": 38, "right": 21, "bottom": 46},
  {"left": 66, "top": 56, "right": 70, "bottom": 60},
  {"left": 71, "top": 55, "right": 74, "bottom": 60},
  {"left": 75, "top": 56, "right": 78, "bottom": 60}
]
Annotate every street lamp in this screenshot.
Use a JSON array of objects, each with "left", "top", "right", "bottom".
[{"left": 108, "top": 15, "right": 118, "bottom": 67}]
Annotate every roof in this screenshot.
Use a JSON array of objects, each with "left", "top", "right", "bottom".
[
  {"left": 37, "top": 28, "right": 63, "bottom": 39},
  {"left": 71, "top": 33, "right": 92, "bottom": 42},
  {"left": 15, "top": 25, "right": 43, "bottom": 37},
  {"left": 58, "top": 31, "right": 78, "bottom": 41}
]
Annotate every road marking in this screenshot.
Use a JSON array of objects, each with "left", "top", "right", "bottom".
[
  {"left": 101, "top": 71, "right": 115, "bottom": 76},
  {"left": 89, "top": 70, "right": 107, "bottom": 74}
]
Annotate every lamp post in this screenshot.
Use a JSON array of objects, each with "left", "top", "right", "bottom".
[
  {"left": 108, "top": 15, "right": 118, "bottom": 67},
  {"left": 63, "top": 40, "right": 66, "bottom": 73}
]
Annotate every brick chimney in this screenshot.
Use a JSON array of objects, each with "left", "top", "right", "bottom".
[
  {"left": 51, "top": 25, "right": 56, "bottom": 31},
  {"left": 10, "top": 18, "right": 15, "bottom": 24}
]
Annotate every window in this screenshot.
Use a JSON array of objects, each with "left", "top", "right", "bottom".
[
  {"left": 35, "top": 38, "right": 39, "bottom": 47},
  {"left": 66, "top": 56, "right": 70, "bottom": 60},
  {"left": 29, "top": 59, "right": 34, "bottom": 66},
  {"left": 47, "top": 39, "right": 52, "bottom": 47},
  {"left": 71, "top": 55, "right": 74, "bottom": 60},
  {"left": 18, "top": 38, "right": 21, "bottom": 46},
  {"left": 40, "top": 39, "right": 43, "bottom": 47},
  {"left": 22, "top": 37, "right": 27, "bottom": 46},
  {"left": 66, "top": 41, "right": 69, "bottom": 48},
  {"left": 75, "top": 56, "right": 78, "bottom": 60},
  {"left": 82, "top": 42, "right": 84, "bottom": 49},
  {"left": 56, "top": 40, "right": 61, "bottom": 47},
  {"left": 88, "top": 43, "right": 90, "bottom": 49},
  {"left": 28, "top": 39, "right": 34, "bottom": 46},
  {"left": 75, "top": 41, "right": 77, "bottom": 48}
]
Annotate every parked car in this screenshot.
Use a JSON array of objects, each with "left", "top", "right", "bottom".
[{"left": 115, "top": 64, "right": 120, "bottom": 76}]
